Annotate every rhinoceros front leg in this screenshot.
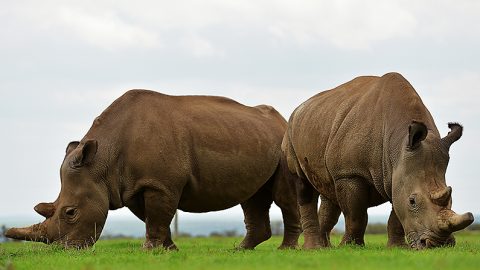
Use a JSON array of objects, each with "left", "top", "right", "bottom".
[
  {"left": 387, "top": 208, "right": 407, "bottom": 247},
  {"left": 335, "top": 178, "right": 368, "bottom": 246},
  {"left": 143, "top": 188, "right": 179, "bottom": 250},
  {"left": 161, "top": 228, "right": 178, "bottom": 250},
  {"left": 317, "top": 195, "right": 341, "bottom": 247},
  {"left": 296, "top": 176, "right": 324, "bottom": 249},
  {"left": 128, "top": 199, "right": 178, "bottom": 250}
]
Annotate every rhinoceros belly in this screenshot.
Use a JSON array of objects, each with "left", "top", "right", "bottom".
[{"left": 177, "top": 146, "right": 279, "bottom": 212}]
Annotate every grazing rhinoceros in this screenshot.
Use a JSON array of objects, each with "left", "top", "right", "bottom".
[
  {"left": 282, "top": 72, "right": 474, "bottom": 249},
  {"left": 6, "top": 90, "right": 301, "bottom": 250}
]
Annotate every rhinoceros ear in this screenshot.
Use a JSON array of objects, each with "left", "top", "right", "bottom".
[
  {"left": 66, "top": 141, "right": 80, "bottom": 156},
  {"left": 442, "top": 123, "right": 463, "bottom": 150},
  {"left": 408, "top": 121, "right": 427, "bottom": 150},
  {"left": 70, "top": 140, "right": 98, "bottom": 168}
]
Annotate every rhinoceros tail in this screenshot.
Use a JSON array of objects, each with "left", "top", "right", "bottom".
[{"left": 281, "top": 129, "right": 306, "bottom": 180}]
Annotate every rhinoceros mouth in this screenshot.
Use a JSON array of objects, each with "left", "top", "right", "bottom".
[
  {"left": 406, "top": 231, "right": 452, "bottom": 249},
  {"left": 53, "top": 235, "right": 96, "bottom": 249}
]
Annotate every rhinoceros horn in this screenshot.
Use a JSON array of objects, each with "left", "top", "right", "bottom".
[
  {"left": 5, "top": 222, "right": 49, "bottom": 243},
  {"left": 430, "top": 186, "right": 452, "bottom": 207},
  {"left": 437, "top": 209, "right": 474, "bottom": 233},
  {"left": 34, "top": 202, "right": 55, "bottom": 218}
]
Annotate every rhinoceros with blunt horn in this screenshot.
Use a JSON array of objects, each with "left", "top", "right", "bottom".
[
  {"left": 6, "top": 90, "right": 301, "bottom": 249},
  {"left": 283, "top": 72, "right": 474, "bottom": 250}
]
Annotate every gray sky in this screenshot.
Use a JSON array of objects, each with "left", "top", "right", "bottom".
[{"left": 1, "top": 0, "right": 479, "bottom": 222}]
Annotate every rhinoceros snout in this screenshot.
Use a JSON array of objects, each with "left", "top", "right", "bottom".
[{"left": 4, "top": 223, "right": 49, "bottom": 243}]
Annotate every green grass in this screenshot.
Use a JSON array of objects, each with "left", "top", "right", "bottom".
[{"left": 1, "top": 233, "right": 479, "bottom": 270}]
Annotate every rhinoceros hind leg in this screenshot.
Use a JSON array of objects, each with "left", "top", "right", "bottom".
[
  {"left": 317, "top": 195, "right": 341, "bottom": 247},
  {"left": 296, "top": 176, "right": 324, "bottom": 249},
  {"left": 335, "top": 178, "right": 368, "bottom": 246},
  {"left": 387, "top": 208, "right": 407, "bottom": 248},
  {"left": 237, "top": 185, "right": 273, "bottom": 250},
  {"left": 271, "top": 163, "right": 302, "bottom": 249}
]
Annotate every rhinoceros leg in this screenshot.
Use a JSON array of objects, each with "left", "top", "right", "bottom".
[
  {"left": 335, "top": 178, "right": 368, "bottom": 246},
  {"left": 296, "top": 176, "right": 324, "bottom": 249},
  {"left": 271, "top": 163, "right": 302, "bottom": 249},
  {"left": 143, "top": 188, "right": 179, "bottom": 250},
  {"left": 238, "top": 185, "right": 273, "bottom": 250},
  {"left": 387, "top": 208, "right": 407, "bottom": 247},
  {"left": 162, "top": 228, "right": 178, "bottom": 250},
  {"left": 318, "top": 195, "right": 341, "bottom": 247},
  {"left": 128, "top": 200, "right": 178, "bottom": 250}
]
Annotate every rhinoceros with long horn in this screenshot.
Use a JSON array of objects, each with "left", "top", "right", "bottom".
[
  {"left": 282, "top": 72, "right": 474, "bottom": 249},
  {"left": 6, "top": 90, "right": 301, "bottom": 249}
]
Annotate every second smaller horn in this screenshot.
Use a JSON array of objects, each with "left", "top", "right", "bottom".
[{"left": 430, "top": 186, "right": 452, "bottom": 207}]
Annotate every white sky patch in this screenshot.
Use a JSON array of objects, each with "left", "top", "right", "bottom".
[
  {"left": 51, "top": 88, "right": 127, "bottom": 106},
  {"left": 265, "top": 0, "right": 417, "bottom": 49},
  {"left": 407, "top": 0, "right": 480, "bottom": 40},
  {"left": 424, "top": 72, "right": 480, "bottom": 119},
  {"left": 0, "top": 0, "right": 419, "bottom": 52},
  {"left": 56, "top": 7, "right": 160, "bottom": 51},
  {"left": 3, "top": 0, "right": 479, "bottom": 53},
  {"left": 180, "top": 34, "right": 224, "bottom": 58}
]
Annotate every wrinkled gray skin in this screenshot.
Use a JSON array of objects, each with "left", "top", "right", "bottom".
[
  {"left": 283, "top": 73, "right": 474, "bottom": 250},
  {"left": 6, "top": 90, "right": 301, "bottom": 250}
]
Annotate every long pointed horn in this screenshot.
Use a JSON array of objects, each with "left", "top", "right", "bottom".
[
  {"left": 438, "top": 209, "right": 474, "bottom": 233},
  {"left": 34, "top": 203, "right": 55, "bottom": 218},
  {"left": 430, "top": 186, "right": 452, "bottom": 206},
  {"left": 442, "top": 123, "right": 463, "bottom": 149},
  {"left": 5, "top": 223, "right": 49, "bottom": 243}
]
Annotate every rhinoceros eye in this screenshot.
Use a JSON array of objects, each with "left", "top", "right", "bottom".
[
  {"left": 409, "top": 195, "right": 417, "bottom": 208},
  {"left": 65, "top": 207, "right": 77, "bottom": 218}
]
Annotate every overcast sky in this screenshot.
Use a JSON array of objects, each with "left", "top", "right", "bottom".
[{"left": 1, "top": 1, "right": 479, "bottom": 223}]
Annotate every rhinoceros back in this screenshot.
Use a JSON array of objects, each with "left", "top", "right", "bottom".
[
  {"left": 286, "top": 73, "right": 438, "bottom": 201},
  {"left": 83, "top": 90, "right": 286, "bottom": 212}
]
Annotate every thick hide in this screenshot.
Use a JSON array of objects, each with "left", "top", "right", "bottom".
[
  {"left": 283, "top": 72, "right": 473, "bottom": 249},
  {"left": 7, "top": 90, "right": 301, "bottom": 250}
]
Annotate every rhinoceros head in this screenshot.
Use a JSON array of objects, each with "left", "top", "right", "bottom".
[
  {"left": 392, "top": 121, "right": 474, "bottom": 249},
  {"left": 6, "top": 140, "right": 109, "bottom": 248}
]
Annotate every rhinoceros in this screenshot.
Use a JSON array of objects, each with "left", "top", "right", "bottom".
[
  {"left": 282, "top": 72, "right": 474, "bottom": 249},
  {"left": 6, "top": 90, "right": 301, "bottom": 249}
]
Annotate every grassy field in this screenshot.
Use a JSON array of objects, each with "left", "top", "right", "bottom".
[{"left": 1, "top": 233, "right": 479, "bottom": 270}]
